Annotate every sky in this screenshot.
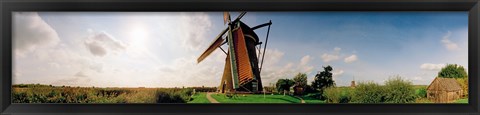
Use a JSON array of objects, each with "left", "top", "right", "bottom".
[{"left": 12, "top": 12, "right": 468, "bottom": 87}]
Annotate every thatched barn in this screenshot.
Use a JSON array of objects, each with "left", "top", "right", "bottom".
[{"left": 427, "top": 77, "right": 463, "bottom": 103}]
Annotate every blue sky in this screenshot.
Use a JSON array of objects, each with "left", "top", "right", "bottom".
[{"left": 13, "top": 12, "right": 468, "bottom": 87}]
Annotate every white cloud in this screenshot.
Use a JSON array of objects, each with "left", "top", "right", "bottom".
[
  {"left": 298, "top": 55, "right": 315, "bottom": 73},
  {"left": 13, "top": 12, "right": 60, "bottom": 57},
  {"left": 413, "top": 76, "right": 424, "bottom": 81},
  {"left": 259, "top": 49, "right": 294, "bottom": 83},
  {"left": 155, "top": 52, "right": 224, "bottom": 87},
  {"left": 14, "top": 70, "right": 22, "bottom": 77},
  {"left": 334, "top": 47, "right": 341, "bottom": 52},
  {"left": 331, "top": 69, "right": 345, "bottom": 81},
  {"left": 441, "top": 31, "right": 459, "bottom": 51},
  {"left": 332, "top": 69, "right": 345, "bottom": 77},
  {"left": 179, "top": 13, "right": 213, "bottom": 51},
  {"left": 52, "top": 76, "right": 92, "bottom": 87},
  {"left": 85, "top": 41, "right": 107, "bottom": 56},
  {"left": 344, "top": 54, "right": 358, "bottom": 63},
  {"left": 84, "top": 31, "right": 127, "bottom": 57},
  {"left": 74, "top": 71, "right": 89, "bottom": 78},
  {"left": 321, "top": 53, "right": 339, "bottom": 62},
  {"left": 420, "top": 63, "right": 445, "bottom": 71},
  {"left": 260, "top": 48, "right": 285, "bottom": 67},
  {"left": 321, "top": 47, "right": 350, "bottom": 63},
  {"left": 300, "top": 55, "right": 312, "bottom": 66},
  {"left": 260, "top": 51, "right": 317, "bottom": 85},
  {"left": 48, "top": 62, "right": 61, "bottom": 68}
]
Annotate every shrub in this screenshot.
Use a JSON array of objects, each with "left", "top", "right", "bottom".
[
  {"left": 303, "top": 92, "right": 323, "bottom": 100},
  {"left": 12, "top": 92, "right": 28, "bottom": 103},
  {"left": 339, "top": 89, "right": 351, "bottom": 103},
  {"left": 323, "top": 87, "right": 342, "bottom": 103},
  {"left": 155, "top": 91, "right": 186, "bottom": 103},
  {"left": 383, "top": 76, "right": 416, "bottom": 103},
  {"left": 323, "top": 87, "right": 352, "bottom": 103},
  {"left": 351, "top": 81, "right": 385, "bottom": 103},
  {"left": 416, "top": 87, "right": 427, "bottom": 98}
]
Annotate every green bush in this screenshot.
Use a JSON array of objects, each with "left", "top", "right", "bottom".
[
  {"left": 351, "top": 81, "right": 385, "bottom": 103},
  {"left": 155, "top": 91, "right": 186, "bottom": 103},
  {"left": 416, "top": 87, "right": 427, "bottom": 98},
  {"left": 339, "top": 89, "right": 351, "bottom": 103},
  {"left": 303, "top": 93, "right": 323, "bottom": 100},
  {"left": 12, "top": 92, "right": 28, "bottom": 103},
  {"left": 323, "top": 87, "right": 342, "bottom": 103},
  {"left": 383, "top": 76, "right": 416, "bottom": 103},
  {"left": 323, "top": 87, "right": 352, "bottom": 103}
]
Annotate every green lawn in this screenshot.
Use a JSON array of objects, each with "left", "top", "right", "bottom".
[
  {"left": 455, "top": 98, "right": 468, "bottom": 103},
  {"left": 301, "top": 96, "right": 326, "bottom": 103},
  {"left": 211, "top": 94, "right": 302, "bottom": 103},
  {"left": 187, "top": 92, "right": 210, "bottom": 103}
]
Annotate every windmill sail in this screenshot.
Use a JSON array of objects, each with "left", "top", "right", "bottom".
[
  {"left": 197, "top": 28, "right": 228, "bottom": 63},
  {"left": 232, "top": 27, "right": 254, "bottom": 86},
  {"left": 223, "top": 12, "right": 230, "bottom": 25}
]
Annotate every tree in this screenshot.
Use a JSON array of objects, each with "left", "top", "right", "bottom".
[
  {"left": 275, "top": 79, "right": 295, "bottom": 95},
  {"left": 311, "top": 65, "right": 336, "bottom": 91},
  {"left": 456, "top": 77, "right": 468, "bottom": 97},
  {"left": 438, "top": 64, "right": 467, "bottom": 79},
  {"left": 293, "top": 73, "right": 308, "bottom": 88}
]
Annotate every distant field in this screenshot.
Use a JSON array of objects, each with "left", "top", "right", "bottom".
[{"left": 211, "top": 94, "right": 302, "bottom": 103}]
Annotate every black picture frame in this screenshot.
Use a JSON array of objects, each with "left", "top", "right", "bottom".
[{"left": 1, "top": 0, "right": 479, "bottom": 115}]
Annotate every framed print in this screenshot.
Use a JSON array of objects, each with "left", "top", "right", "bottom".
[{"left": 1, "top": 0, "right": 479, "bottom": 115}]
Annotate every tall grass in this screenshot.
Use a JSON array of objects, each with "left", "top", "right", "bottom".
[{"left": 12, "top": 85, "right": 195, "bottom": 103}]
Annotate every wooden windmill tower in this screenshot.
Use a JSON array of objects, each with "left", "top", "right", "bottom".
[{"left": 197, "top": 12, "right": 272, "bottom": 93}]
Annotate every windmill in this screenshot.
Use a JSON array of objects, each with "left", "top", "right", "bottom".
[{"left": 197, "top": 12, "right": 272, "bottom": 93}]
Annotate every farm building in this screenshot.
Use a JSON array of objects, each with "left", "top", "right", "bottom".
[
  {"left": 427, "top": 77, "right": 463, "bottom": 103},
  {"left": 289, "top": 85, "right": 305, "bottom": 95}
]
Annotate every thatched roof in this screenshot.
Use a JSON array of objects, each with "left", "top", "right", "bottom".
[{"left": 427, "top": 77, "right": 462, "bottom": 91}]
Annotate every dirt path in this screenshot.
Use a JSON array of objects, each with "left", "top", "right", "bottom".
[
  {"left": 206, "top": 92, "right": 220, "bottom": 103},
  {"left": 294, "top": 96, "right": 306, "bottom": 103}
]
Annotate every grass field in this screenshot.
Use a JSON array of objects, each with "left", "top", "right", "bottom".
[
  {"left": 211, "top": 94, "right": 302, "bottom": 103},
  {"left": 455, "top": 98, "right": 468, "bottom": 103},
  {"left": 187, "top": 92, "right": 210, "bottom": 103},
  {"left": 12, "top": 84, "right": 468, "bottom": 104},
  {"left": 12, "top": 84, "right": 217, "bottom": 103},
  {"left": 301, "top": 96, "right": 326, "bottom": 103}
]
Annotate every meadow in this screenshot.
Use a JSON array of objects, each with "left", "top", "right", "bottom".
[
  {"left": 210, "top": 93, "right": 302, "bottom": 103},
  {"left": 12, "top": 84, "right": 467, "bottom": 103},
  {"left": 187, "top": 92, "right": 210, "bottom": 103},
  {"left": 12, "top": 84, "right": 215, "bottom": 103}
]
